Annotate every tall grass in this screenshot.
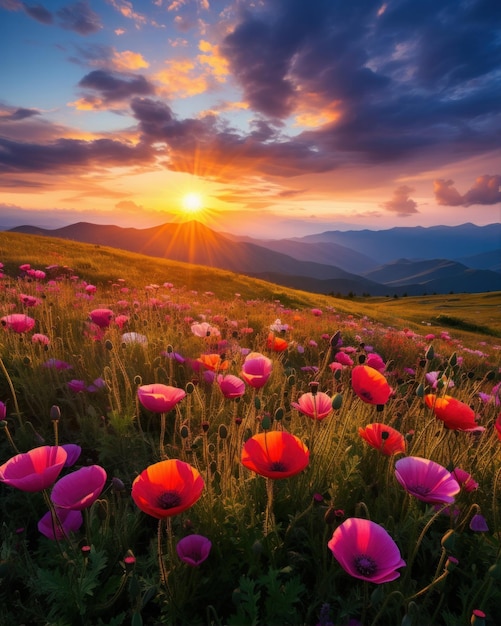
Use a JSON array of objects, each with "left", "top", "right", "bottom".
[{"left": 0, "top": 234, "right": 500, "bottom": 625}]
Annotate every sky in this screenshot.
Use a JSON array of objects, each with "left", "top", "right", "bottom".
[{"left": 0, "top": 0, "right": 500, "bottom": 239}]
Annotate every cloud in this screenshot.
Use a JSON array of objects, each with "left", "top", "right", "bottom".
[
  {"left": 381, "top": 185, "right": 419, "bottom": 216},
  {"left": 56, "top": 1, "right": 102, "bottom": 34},
  {"left": 23, "top": 2, "right": 53, "bottom": 24},
  {"left": 4, "top": 107, "right": 41, "bottom": 121},
  {"left": 434, "top": 175, "right": 501, "bottom": 206},
  {"left": 78, "top": 70, "right": 155, "bottom": 103}
]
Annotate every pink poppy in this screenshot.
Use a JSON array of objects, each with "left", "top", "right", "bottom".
[
  {"left": 291, "top": 391, "right": 332, "bottom": 421},
  {"left": 19, "top": 294, "right": 41, "bottom": 307},
  {"left": 0, "top": 401, "right": 6, "bottom": 420},
  {"left": 241, "top": 352, "right": 273, "bottom": 389},
  {"left": 1, "top": 313, "right": 36, "bottom": 333},
  {"left": 328, "top": 518, "right": 406, "bottom": 584},
  {"left": 176, "top": 534, "right": 212, "bottom": 566},
  {"left": 89, "top": 308, "right": 114, "bottom": 328},
  {"left": 366, "top": 353, "right": 386, "bottom": 372},
  {"left": 352, "top": 365, "right": 392, "bottom": 405},
  {"left": 51, "top": 465, "right": 107, "bottom": 510},
  {"left": 394, "top": 456, "right": 460, "bottom": 504},
  {"left": 38, "top": 507, "right": 83, "bottom": 540},
  {"left": 67, "top": 379, "right": 86, "bottom": 393},
  {"left": 311, "top": 308, "right": 323, "bottom": 316},
  {"left": 217, "top": 374, "right": 246, "bottom": 399},
  {"left": 335, "top": 351, "right": 354, "bottom": 367},
  {"left": 191, "top": 322, "right": 220, "bottom": 338},
  {"left": 358, "top": 423, "right": 406, "bottom": 456},
  {"left": 0, "top": 446, "right": 67, "bottom": 492},
  {"left": 61, "top": 444, "right": 81, "bottom": 467},
  {"left": 452, "top": 467, "right": 478, "bottom": 492},
  {"left": 241, "top": 431, "right": 309, "bottom": 479},
  {"left": 32, "top": 333, "right": 50, "bottom": 345},
  {"left": 43, "top": 358, "right": 73, "bottom": 371},
  {"left": 137, "top": 384, "right": 186, "bottom": 413}
]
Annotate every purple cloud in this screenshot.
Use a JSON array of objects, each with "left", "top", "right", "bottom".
[
  {"left": 435, "top": 175, "right": 501, "bottom": 206},
  {"left": 56, "top": 1, "right": 101, "bottom": 35},
  {"left": 381, "top": 185, "right": 419, "bottom": 216},
  {"left": 22, "top": 2, "right": 53, "bottom": 24},
  {"left": 78, "top": 70, "right": 155, "bottom": 102}
]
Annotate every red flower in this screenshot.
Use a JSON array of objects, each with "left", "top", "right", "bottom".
[
  {"left": 137, "top": 384, "right": 186, "bottom": 413},
  {"left": 131, "top": 459, "right": 204, "bottom": 519},
  {"left": 266, "top": 333, "right": 289, "bottom": 352},
  {"left": 197, "top": 353, "right": 229, "bottom": 372},
  {"left": 351, "top": 365, "right": 392, "bottom": 405},
  {"left": 241, "top": 431, "right": 309, "bottom": 479},
  {"left": 0, "top": 446, "right": 67, "bottom": 492},
  {"left": 424, "top": 394, "right": 483, "bottom": 431},
  {"left": 358, "top": 423, "right": 406, "bottom": 456}
]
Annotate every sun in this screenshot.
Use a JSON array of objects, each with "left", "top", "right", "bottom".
[{"left": 181, "top": 192, "right": 204, "bottom": 215}]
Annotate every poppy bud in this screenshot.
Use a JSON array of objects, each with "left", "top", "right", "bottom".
[
  {"left": 425, "top": 345, "right": 434, "bottom": 360},
  {"left": 112, "top": 477, "right": 125, "bottom": 493},
  {"left": 416, "top": 383, "right": 425, "bottom": 398},
  {"left": 358, "top": 354, "right": 366, "bottom": 364},
  {"left": 441, "top": 529, "right": 458, "bottom": 551},
  {"left": 201, "top": 421, "right": 210, "bottom": 433},
  {"left": 105, "top": 340, "right": 113, "bottom": 351},
  {"left": 166, "top": 344, "right": 173, "bottom": 353},
  {"left": 471, "top": 609, "right": 486, "bottom": 625},
  {"left": 287, "top": 375, "right": 295, "bottom": 387},
  {"left": 274, "top": 407, "right": 284, "bottom": 422},
  {"left": 261, "top": 414, "right": 271, "bottom": 431},
  {"left": 0, "top": 401, "right": 6, "bottom": 421},
  {"left": 123, "top": 553, "right": 136, "bottom": 573},
  {"left": 180, "top": 425, "right": 190, "bottom": 439},
  {"left": 331, "top": 394, "right": 343, "bottom": 410},
  {"left": 324, "top": 506, "right": 337, "bottom": 525},
  {"left": 218, "top": 424, "right": 228, "bottom": 439},
  {"left": 445, "top": 556, "right": 459, "bottom": 572},
  {"left": 254, "top": 396, "right": 261, "bottom": 410},
  {"left": 330, "top": 331, "right": 341, "bottom": 349},
  {"left": 134, "top": 375, "right": 142, "bottom": 386},
  {"left": 186, "top": 382, "right": 195, "bottom": 394},
  {"left": 50, "top": 405, "right": 61, "bottom": 422}
]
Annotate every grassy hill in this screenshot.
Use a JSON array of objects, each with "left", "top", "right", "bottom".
[{"left": 1, "top": 231, "right": 500, "bottom": 344}]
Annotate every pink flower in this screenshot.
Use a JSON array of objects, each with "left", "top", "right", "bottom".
[
  {"left": 395, "top": 456, "right": 460, "bottom": 504},
  {"left": 311, "top": 308, "right": 323, "bottom": 316},
  {"left": 0, "top": 401, "right": 6, "bottom": 420},
  {"left": 291, "top": 391, "right": 332, "bottom": 421},
  {"left": 61, "top": 444, "right": 81, "bottom": 467},
  {"left": 137, "top": 384, "right": 186, "bottom": 413},
  {"left": 366, "top": 353, "right": 386, "bottom": 372},
  {"left": 335, "top": 351, "right": 354, "bottom": 366},
  {"left": 51, "top": 465, "right": 107, "bottom": 510},
  {"left": 328, "top": 518, "right": 406, "bottom": 583},
  {"left": 241, "top": 352, "right": 273, "bottom": 389},
  {"left": 67, "top": 379, "right": 86, "bottom": 393},
  {"left": 38, "top": 507, "right": 83, "bottom": 540},
  {"left": 217, "top": 374, "right": 246, "bottom": 398},
  {"left": 89, "top": 308, "right": 114, "bottom": 328},
  {"left": 0, "top": 446, "right": 67, "bottom": 492},
  {"left": 176, "top": 534, "right": 212, "bottom": 566},
  {"left": 452, "top": 467, "right": 478, "bottom": 492},
  {"left": 191, "top": 322, "right": 220, "bottom": 338},
  {"left": 1, "top": 313, "right": 36, "bottom": 333},
  {"left": 32, "top": 333, "right": 50, "bottom": 345}
]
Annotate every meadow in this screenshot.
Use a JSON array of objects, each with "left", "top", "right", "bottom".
[{"left": 0, "top": 232, "right": 500, "bottom": 626}]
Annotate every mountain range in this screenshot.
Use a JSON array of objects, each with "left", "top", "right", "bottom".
[{"left": 7, "top": 221, "right": 501, "bottom": 297}]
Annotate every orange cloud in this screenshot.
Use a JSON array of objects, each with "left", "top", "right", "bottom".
[
  {"left": 197, "top": 40, "right": 229, "bottom": 82},
  {"left": 112, "top": 50, "right": 149, "bottom": 71},
  {"left": 155, "top": 59, "right": 210, "bottom": 98}
]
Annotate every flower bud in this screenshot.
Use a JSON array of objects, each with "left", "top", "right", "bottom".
[
  {"left": 331, "top": 393, "right": 343, "bottom": 410},
  {"left": 50, "top": 405, "right": 61, "bottom": 422}
]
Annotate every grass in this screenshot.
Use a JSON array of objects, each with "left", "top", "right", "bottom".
[{"left": 0, "top": 232, "right": 500, "bottom": 626}]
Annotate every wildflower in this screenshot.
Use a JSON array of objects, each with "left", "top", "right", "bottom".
[
  {"left": 191, "top": 321, "right": 220, "bottom": 338},
  {"left": 311, "top": 308, "right": 323, "bottom": 316},
  {"left": 51, "top": 465, "right": 107, "bottom": 510},
  {"left": 394, "top": 456, "right": 460, "bottom": 504},
  {"left": 61, "top": 444, "right": 81, "bottom": 467},
  {"left": 291, "top": 391, "right": 333, "bottom": 421},
  {"left": 0, "top": 401, "right": 6, "bottom": 420},
  {"left": 241, "top": 352, "right": 273, "bottom": 389},
  {"left": 241, "top": 430, "right": 309, "bottom": 479},
  {"left": 358, "top": 423, "right": 406, "bottom": 456},
  {"left": 176, "top": 534, "right": 212, "bottom": 566},
  {"left": 38, "top": 507, "right": 83, "bottom": 540},
  {"left": 217, "top": 374, "right": 246, "bottom": 398},
  {"left": 67, "top": 379, "right": 86, "bottom": 393},
  {"left": 424, "top": 394, "right": 484, "bottom": 431},
  {"left": 131, "top": 459, "right": 204, "bottom": 519},
  {"left": 121, "top": 332, "right": 147, "bottom": 344},
  {"left": 425, "top": 371, "right": 454, "bottom": 389},
  {"left": 137, "top": 383, "right": 186, "bottom": 413},
  {"left": 335, "top": 351, "right": 354, "bottom": 366},
  {"left": 197, "top": 353, "right": 229, "bottom": 372},
  {"left": 352, "top": 365, "right": 393, "bottom": 405},
  {"left": 0, "top": 446, "right": 67, "bottom": 492},
  {"left": 452, "top": 467, "right": 478, "bottom": 492},
  {"left": 1, "top": 313, "right": 36, "bottom": 333},
  {"left": 42, "top": 358, "right": 73, "bottom": 371},
  {"left": 266, "top": 332, "right": 289, "bottom": 352},
  {"left": 89, "top": 308, "right": 114, "bottom": 328},
  {"left": 32, "top": 333, "right": 50, "bottom": 345},
  {"left": 495, "top": 412, "right": 501, "bottom": 441},
  {"left": 470, "top": 514, "right": 489, "bottom": 532},
  {"left": 328, "top": 517, "right": 406, "bottom": 583},
  {"left": 366, "top": 353, "right": 386, "bottom": 372}
]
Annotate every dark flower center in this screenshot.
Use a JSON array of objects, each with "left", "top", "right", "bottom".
[
  {"left": 361, "top": 390, "right": 373, "bottom": 401},
  {"left": 354, "top": 554, "right": 377, "bottom": 577},
  {"left": 157, "top": 490, "right": 182, "bottom": 509},
  {"left": 412, "top": 484, "right": 431, "bottom": 496},
  {"left": 269, "top": 461, "right": 287, "bottom": 472}
]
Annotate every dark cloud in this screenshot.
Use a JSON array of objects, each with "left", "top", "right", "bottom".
[
  {"left": 56, "top": 1, "right": 101, "bottom": 35},
  {"left": 78, "top": 70, "right": 155, "bottom": 102},
  {"left": 0, "top": 136, "right": 153, "bottom": 173},
  {"left": 7, "top": 107, "right": 41, "bottom": 121},
  {"left": 22, "top": 2, "right": 53, "bottom": 24},
  {"left": 434, "top": 175, "right": 501, "bottom": 206},
  {"left": 381, "top": 185, "right": 419, "bottom": 216}
]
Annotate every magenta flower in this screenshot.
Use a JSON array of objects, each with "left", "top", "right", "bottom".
[
  {"left": 291, "top": 391, "right": 333, "bottom": 421},
  {"left": 328, "top": 518, "right": 406, "bottom": 583},
  {"left": 61, "top": 444, "right": 81, "bottom": 468},
  {"left": 38, "top": 507, "right": 83, "bottom": 540},
  {"left": 469, "top": 514, "right": 489, "bottom": 532},
  {"left": 0, "top": 401, "right": 6, "bottom": 420},
  {"left": 176, "top": 534, "right": 212, "bottom": 566},
  {"left": 1, "top": 313, "right": 36, "bottom": 333},
  {"left": 395, "top": 456, "right": 460, "bottom": 504},
  {"left": 241, "top": 352, "right": 273, "bottom": 389},
  {"left": 335, "top": 351, "right": 354, "bottom": 366},
  {"left": 137, "top": 384, "right": 186, "bottom": 413},
  {"left": 452, "top": 467, "right": 478, "bottom": 492},
  {"left": 366, "top": 353, "right": 386, "bottom": 372},
  {"left": 0, "top": 446, "right": 67, "bottom": 492},
  {"left": 89, "top": 308, "right": 114, "bottom": 328},
  {"left": 43, "top": 358, "right": 73, "bottom": 371},
  {"left": 67, "top": 379, "right": 86, "bottom": 393},
  {"left": 51, "top": 465, "right": 107, "bottom": 510},
  {"left": 217, "top": 374, "right": 246, "bottom": 398},
  {"left": 32, "top": 333, "right": 50, "bottom": 345}
]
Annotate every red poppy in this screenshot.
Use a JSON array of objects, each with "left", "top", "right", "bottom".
[
  {"left": 266, "top": 333, "right": 289, "bottom": 352},
  {"left": 241, "top": 431, "right": 309, "bottom": 479},
  {"left": 358, "top": 423, "right": 406, "bottom": 456},
  {"left": 131, "top": 459, "right": 204, "bottom": 519},
  {"left": 137, "top": 384, "right": 186, "bottom": 413},
  {"left": 0, "top": 446, "right": 67, "bottom": 492},
  {"left": 424, "top": 394, "right": 483, "bottom": 431},
  {"left": 351, "top": 365, "right": 392, "bottom": 405}
]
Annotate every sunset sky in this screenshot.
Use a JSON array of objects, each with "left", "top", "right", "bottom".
[{"left": 1, "top": 0, "right": 500, "bottom": 238}]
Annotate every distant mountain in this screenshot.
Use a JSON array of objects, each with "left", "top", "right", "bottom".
[
  {"left": 456, "top": 249, "right": 501, "bottom": 273},
  {"left": 9, "top": 221, "right": 501, "bottom": 296}
]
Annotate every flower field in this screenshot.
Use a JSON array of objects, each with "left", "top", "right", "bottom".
[{"left": 0, "top": 241, "right": 500, "bottom": 626}]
